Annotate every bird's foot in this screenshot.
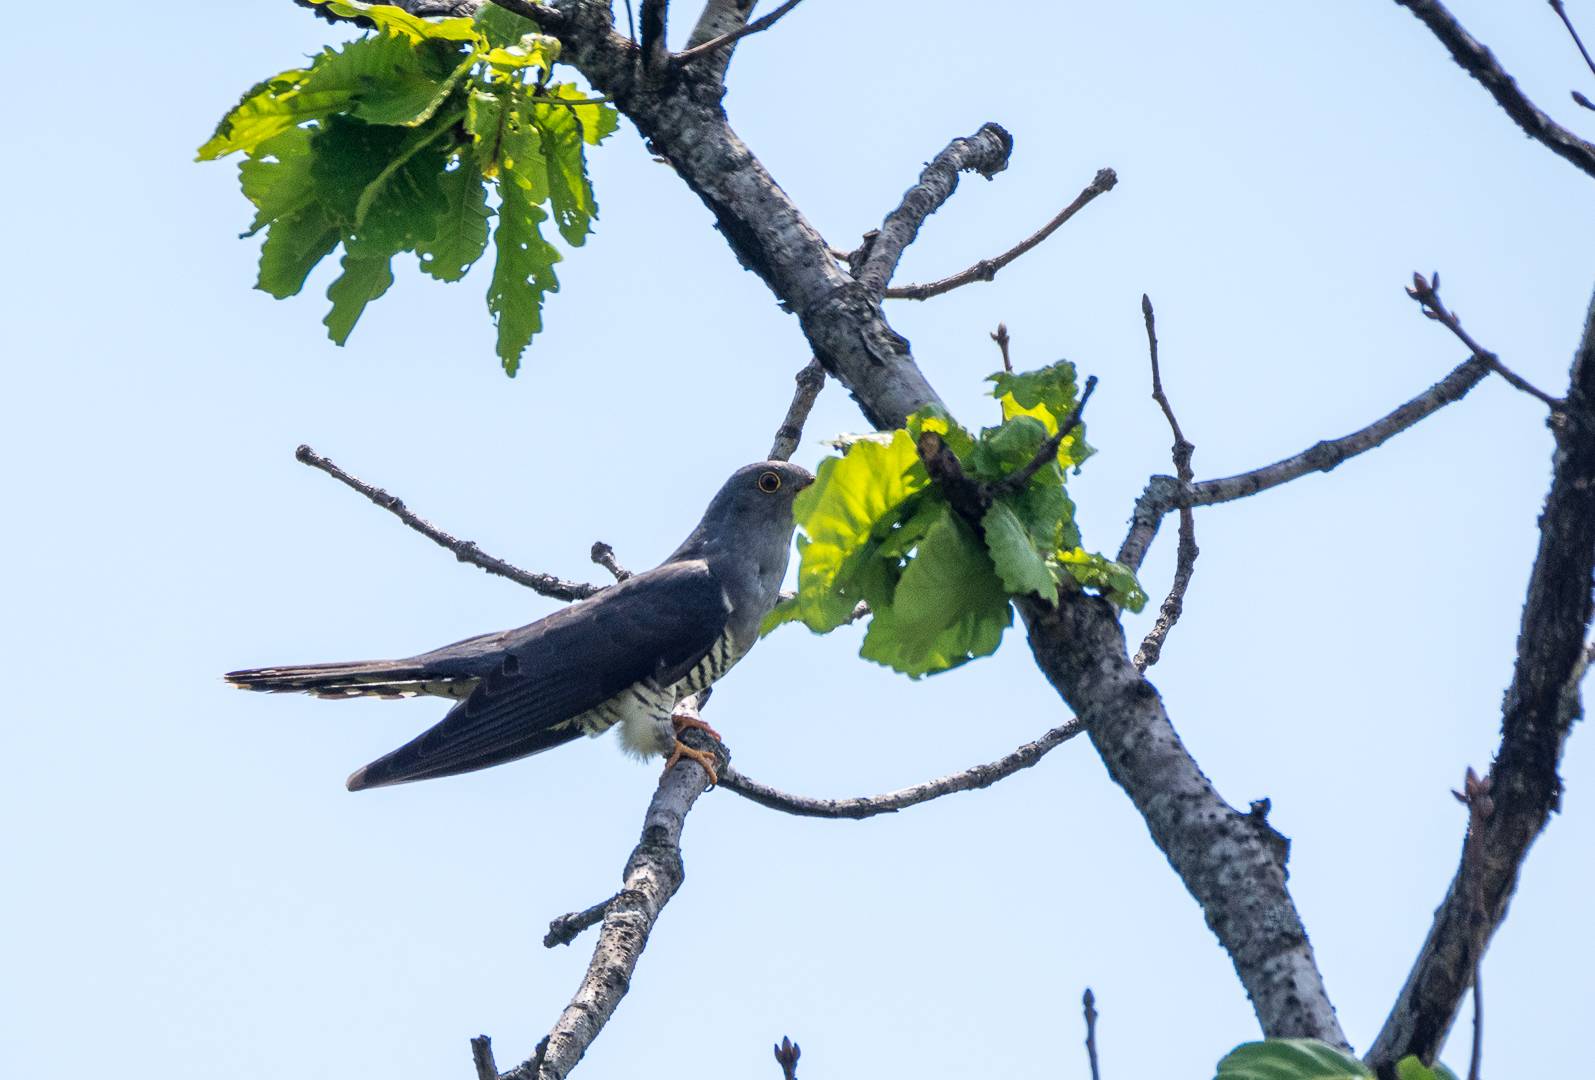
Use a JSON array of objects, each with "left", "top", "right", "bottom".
[{"left": 662, "top": 714, "right": 722, "bottom": 787}]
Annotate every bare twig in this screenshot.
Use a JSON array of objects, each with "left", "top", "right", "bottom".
[
  {"left": 638, "top": 0, "right": 668, "bottom": 71},
  {"left": 1550, "top": 1, "right": 1595, "bottom": 82},
  {"left": 884, "top": 169, "right": 1119, "bottom": 301},
  {"left": 674, "top": 0, "right": 806, "bottom": 66},
  {"left": 543, "top": 893, "right": 618, "bottom": 948},
  {"left": 1116, "top": 352, "right": 1494, "bottom": 574},
  {"left": 719, "top": 718, "right": 1084, "bottom": 819},
  {"left": 589, "top": 542, "right": 631, "bottom": 582},
  {"left": 855, "top": 124, "right": 1015, "bottom": 299},
  {"left": 471, "top": 1036, "right": 499, "bottom": 1080},
  {"left": 990, "top": 322, "right": 1012, "bottom": 373},
  {"left": 623, "top": 0, "right": 636, "bottom": 43},
  {"left": 769, "top": 357, "right": 828, "bottom": 461},
  {"left": 294, "top": 445, "right": 604, "bottom": 601},
  {"left": 988, "top": 376, "right": 1097, "bottom": 499},
  {"left": 774, "top": 1037, "right": 800, "bottom": 1080},
  {"left": 1406, "top": 272, "right": 1563, "bottom": 408},
  {"left": 1576, "top": 90, "right": 1595, "bottom": 111},
  {"left": 1393, "top": 0, "right": 1595, "bottom": 178},
  {"left": 502, "top": 696, "right": 725, "bottom": 1080},
  {"left": 1133, "top": 296, "right": 1198, "bottom": 672},
  {"left": 1366, "top": 288, "right": 1595, "bottom": 1076},
  {"left": 1083, "top": 989, "right": 1101, "bottom": 1080}
]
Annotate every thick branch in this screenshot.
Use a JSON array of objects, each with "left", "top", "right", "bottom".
[
  {"left": 884, "top": 169, "right": 1117, "bottom": 301},
  {"left": 294, "top": 444, "right": 603, "bottom": 601},
  {"left": 854, "top": 123, "right": 1014, "bottom": 299},
  {"left": 1116, "top": 353, "right": 1493, "bottom": 573},
  {"left": 1365, "top": 287, "right": 1595, "bottom": 1077},
  {"left": 1019, "top": 591, "right": 1348, "bottom": 1045},
  {"left": 501, "top": 701, "right": 726, "bottom": 1080},
  {"left": 719, "top": 718, "right": 1085, "bottom": 819},
  {"left": 680, "top": 0, "right": 755, "bottom": 83},
  {"left": 1394, "top": 0, "right": 1595, "bottom": 179},
  {"left": 768, "top": 357, "right": 827, "bottom": 461}
]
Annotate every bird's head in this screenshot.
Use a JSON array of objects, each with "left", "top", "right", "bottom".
[{"left": 671, "top": 460, "right": 815, "bottom": 566}]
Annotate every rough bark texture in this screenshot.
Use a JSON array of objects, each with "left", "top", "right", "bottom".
[
  {"left": 1364, "top": 291, "right": 1595, "bottom": 1076},
  {"left": 1018, "top": 593, "right": 1349, "bottom": 1045}
]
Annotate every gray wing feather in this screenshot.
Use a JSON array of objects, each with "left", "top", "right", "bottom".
[{"left": 346, "top": 561, "right": 731, "bottom": 789}]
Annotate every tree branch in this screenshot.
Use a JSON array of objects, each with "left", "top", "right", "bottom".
[
  {"left": 589, "top": 542, "right": 631, "bottom": 582},
  {"left": 1116, "top": 352, "right": 1493, "bottom": 573},
  {"left": 884, "top": 169, "right": 1117, "bottom": 301},
  {"left": 854, "top": 123, "right": 1014, "bottom": 299},
  {"left": 1365, "top": 286, "right": 1595, "bottom": 1077},
  {"left": 1406, "top": 271, "right": 1563, "bottom": 408},
  {"left": 500, "top": 697, "right": 726, "bottom": 1080},
  {"left": 768, "top": 356, "right": 827, "bottom": 461},
  {"left": 472, "top": 1036, "right": 500, "bottom": 1080},
  {"left": 294, "top": 444, "right": 604, "bottom": 601},
  {"left": 681, "top": 0, "right": 756, "bottom": 83},
  {"left": 543, "top": 893, "right": 617, "bottom": 948},
  {"left": 638, "top": 0, "right": 668, "bottom": 72},
  {"left": 1393, "top": 0, "right": 1595, "bottom": 179},
  {"left": 718, "top": 717, "right": 1085, "bottom": 819},
  {"left": 674, "top": 0, "right": 805, "bottom": 67},
  {"left": 1550, "top": 1, "right": 1595, "bottom": 83},
  {"left": 1133, "top": 295, "right": 1198, "bottom": 672}
]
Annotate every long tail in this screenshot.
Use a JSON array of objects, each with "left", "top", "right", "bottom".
[{"left": 224, "top": 660, "right": 474, "bottom": 701}]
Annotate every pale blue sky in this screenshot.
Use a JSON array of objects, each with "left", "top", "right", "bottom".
[{"left": 3, "top": 2, "right": 1592, "bottom": 1077}]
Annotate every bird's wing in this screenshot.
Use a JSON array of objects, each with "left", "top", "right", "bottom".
[{"left": 347, "top": 561, "right": 731, "bottom": 789}]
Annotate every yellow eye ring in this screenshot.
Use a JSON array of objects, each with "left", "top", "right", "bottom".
[{"left": 758, "top": 471, "right": 782, "bottom": 493}]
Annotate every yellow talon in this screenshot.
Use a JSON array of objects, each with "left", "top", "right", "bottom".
[{"left": 662, "top": 713, "right": 722, "bottom": 786}]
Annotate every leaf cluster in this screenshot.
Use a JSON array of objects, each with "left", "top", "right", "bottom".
[
  {"left": 1215, "top": 1040, "right": 1459, "bottom": 1080},
  {"left": 765, "top": 361, "right": 1146, "bottom": 678},
  {"left": 198, "top": 1, "right": 619, "bottom": 373}
]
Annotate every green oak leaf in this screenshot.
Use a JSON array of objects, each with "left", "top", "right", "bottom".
[
  {"left": 1394, "top": 1058, "right": 1460, "bottom": 1080},
  {"left": 416, "top": 150, "right": 491, "bottom": 281},
  {"left": 301, "top": 31, "right": 452, "bottom": 128},
  {"left": 759, "top": 595, "right": 803, "bottom": 637},
  {"left": 792, "top": 431, "right": 931, "bottom": 633},
  {"left": 474, "top": 2, "right": 541, "bottom": 48},
  {"left": 1054, "top": 548, "right": 1148, "bottom": 612},
  {"left": 238, "top": 127, "right": 317, "bottom": 238},
  {"left": 860, "top": 509, "right": 1012, "bottom": 678},
  {"left": 323, "top": 243, "right": 396, "bottom": 345},
  {"left": 1005, "top": 479, "right": 1080, "bottom": 555},
  {"left": 988, "top": 359, "right": 1095, "bottom": 470},
  {"left": 874, "top": 492, "right": 946, "bottom": 560},
  {"left": 326, "top": 1, "right": 481, "bottom": 44},
  {"left": 965, "top": 413, "right": 1055, "bottom": 485},
  {"left": 309, "top": 114, "right": 449, "bottom": 251},
  {"left": 534, "top": 87, "right": 601, "bottom": 244},
  {"left": 256, "top": 203, "right": 340, "bottom": 299},
  {"left": 486, "top": 171, "right": 561, "bottom": 374},
  {"left": 982, "top": 501, "right": 1058, "bottom": 603},
  {"left": 197, "top": 69, "right": 345, "bottom": 160},
  {"left": 1216, "top": 1040, "right": 1371, "bottom": 1080}
]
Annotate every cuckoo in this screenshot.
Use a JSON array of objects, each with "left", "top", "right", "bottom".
[{"left": 226, "top": 460, "right": 814, "bottom": 789}]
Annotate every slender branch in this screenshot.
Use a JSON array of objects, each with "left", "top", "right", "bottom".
[
  {"left": 884, "top": 169, "right": 1118, "bottom": 301},
  {"left": 773, "top": 1037, "right": 800, "bottom": 1080},
  {"left": 638, "top": 0, "right": 668, "bottom": 72},
  {"left": 1393, "top": 0, "right": 1595, "bottom": 179},
  {"left": 1083, "top": 989, "right": 1101, "bottom": 1080},
  {"left": 768, "top": 357, "right": 828, "bottom": 461},
  {"left": 1116, "top": 352, "right": 1494, "bottom": 573},
  {"left": 674, "top": 0, "right": 805, "bottom": 66},
  {"left": 294, "top": 445, "right": 604, "bottom": 601},
  {"left": 718, "top": 718, "right": 1085, "bottom": 819},
  {"left": 501, "top": 697, "right": 726, "bottom": 1080},
  {"left": 990, "top": 322, "right": 1012, "bottom": 373},
  {"left": 1366, "top": 285, "right": 1595, "bottom": 1077},
  {"left": 543, "top": 893, "right": 617, "bottom": 948},
  {"left": 855, "top": 123, "right": 1015, "bottom": 299},
  {"left": 1550, "top": 1, "right": 1595, "bottom": 83},
  {"left": 1134, "top": 295, "right": 1198, "bottom": 672},
  {"left": 1576, "top": 90, "right": 1595, "bottom": 112},
  {"left": 589, "top": 542, "right": 631, "bottom": 582},
  {"left": 1406, "top": 272, "right": 1563, "bottom": 408},
  {"left": 989, "top": 376, "right": 1097, "bottom": 498},
  {"left": 1452, "top": 767, "right": 1493, "bottom": 1080},
  {"left": 471, "top": 1036, "right": 499, "bottom": 1080}
]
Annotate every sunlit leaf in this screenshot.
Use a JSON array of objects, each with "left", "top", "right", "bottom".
[
  {"left": 326, "top": 1, "right": 481, "bottom": 44},
  {"left": 1215, "top": 1040, "right": 1371, "bottom": 1080},
  {"left": 416, "top": 150, "right": 491, "bottom": 281},
  {"left": 486, "top": 170, "right": 561, "bottom": 374},
  {"left": 323, "top": 244, "right": 396, "bottom": 345},
  {"left": 983, "top": 501, "right": 1057, "bottom": 604},
  {"left": 1054, "top": 548, "right": 1148, "bottom": 612}
]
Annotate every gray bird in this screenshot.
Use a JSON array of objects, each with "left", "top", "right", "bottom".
[{"left": 226, "top": 461, "right": 814, "bottom": 790}]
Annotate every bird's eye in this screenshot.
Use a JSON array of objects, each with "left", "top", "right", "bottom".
[{"left": 758, "top": 471, "right": 782, "bottom": 493}]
